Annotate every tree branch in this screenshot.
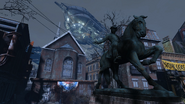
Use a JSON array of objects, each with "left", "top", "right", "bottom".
[
  {"left": 100, "top": 11, "right": 131, "bottom": 32},
  {"left": 0, "top": 0, "right": 35, "bottom": 22}
]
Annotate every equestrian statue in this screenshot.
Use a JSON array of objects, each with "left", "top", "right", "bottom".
[{"left": 94, "top": 15, "right": 166, "bottom": 91}]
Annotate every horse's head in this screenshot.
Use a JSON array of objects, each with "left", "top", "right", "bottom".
[{"left": 132, "top": 15, "right": 147, "bottom": 38}]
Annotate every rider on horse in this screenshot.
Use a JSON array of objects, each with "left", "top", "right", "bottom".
[{"left": 94, "top": 25, "right": 121, "bottom": 63}]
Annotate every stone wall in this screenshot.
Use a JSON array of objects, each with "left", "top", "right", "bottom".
[
  {"left": 89, "top": 95, "right": 184, "bottom": 104},
  {"left": 29, "top": 78, "right": 96, "bottom": 104}
]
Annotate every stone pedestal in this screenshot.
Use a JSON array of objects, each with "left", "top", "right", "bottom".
[{"left": 89, "top": 88, "right": 184, "bottom": 104}]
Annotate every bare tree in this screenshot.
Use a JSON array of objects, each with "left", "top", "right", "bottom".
[
  {"left": 0, "top": 0, "right": 67, "bottom": 34},
  {"left": 0, "top": 0, "right": 37, "bottom": 22},
  {"left": 100, "top": 11, "right": 131, "bottom": 32}
]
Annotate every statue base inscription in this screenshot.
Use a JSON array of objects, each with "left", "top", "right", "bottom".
[{"left": 89, "top": 88, "right": 184, "bottom": 104}]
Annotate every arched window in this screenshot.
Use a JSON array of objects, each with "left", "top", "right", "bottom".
[
  {"left": 44, "top": 58, "right": 52, "bottom": 72},
  {"left": 78, "top": 62, "right": 82, "bottom": 73},
  {"left": 62, "top": 57, "right": 73, "bottom": 78}
]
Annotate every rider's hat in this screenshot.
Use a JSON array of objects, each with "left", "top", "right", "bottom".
[{"left": 110, "top": 25, "right": 117, "bottom": 30}]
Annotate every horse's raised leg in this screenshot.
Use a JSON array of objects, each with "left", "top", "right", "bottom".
[
  {"left": 128, "top": 51, "right": 167, "bottom": 91},
  {"left": 140, "top": 45, "right": 163, "bottom": 65},
  {"left": 111, "top": 64, "right": 126, "bottom": 88}
]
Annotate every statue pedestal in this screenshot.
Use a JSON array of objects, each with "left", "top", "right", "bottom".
[{"left": 90, "top": 88, "right": 184, "bottom": 104}]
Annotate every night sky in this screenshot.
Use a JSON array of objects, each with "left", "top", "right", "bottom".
[{"left": 0, "top": 0, "right": 185, "bottom": 47}]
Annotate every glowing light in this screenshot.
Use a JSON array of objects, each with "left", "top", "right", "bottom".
[
  {"left": 57, "top": 81, "right": 78, "bottom": 91},
  {"left": 67, "top": 18, "right": 69, "bottom": 21}
]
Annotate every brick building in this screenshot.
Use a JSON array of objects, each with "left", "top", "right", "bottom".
[
  {"left": 29, "top": 31, "right": 97, "bottom": 103},
  {"left": 37, "top": 31, "right": 86, "bottom": 80},
  {"left": 161, "top": 36, "right": 185, "bottom": 97},
  {"left": 172, "top": 22, "right": 185, "bottom": 54},
  {"left": 86, "top": 53, "right": 100, "bottom": 81}
]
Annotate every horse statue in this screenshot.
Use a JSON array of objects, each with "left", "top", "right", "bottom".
[{"left": 95, "top": 15, "right": 166, "bottom": 91}]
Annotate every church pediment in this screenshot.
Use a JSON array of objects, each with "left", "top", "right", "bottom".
[
  {"left": 59, "top": 44, "right": 74, "bottom": 50},
  {"left": 42, "top": 31, "right": 85, "bottom": 55}
]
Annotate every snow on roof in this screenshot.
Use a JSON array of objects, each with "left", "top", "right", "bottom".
[{"left": 42, "top": 31, "right": 86, "bottom": 55}]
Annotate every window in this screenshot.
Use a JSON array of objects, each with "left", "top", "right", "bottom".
[
  {"left": 93, "top": 74, "right": 95, "bottom": 80},
  {"left": 132, "top": 78, "right": 138, "bottom": 88},
  {"left": 142, "top": 79, "right": 148, "bottom": 89},
  {"left": 96, "top": 63, "right": 99, "bottom": 69},
  {"left": 93, "top": 64, "right": 95, "bottom": 70},
  {"left": 90, "top": 75, "right": 92, "bottom": 80},
  {"left": 152, "top": 43, "right": 156, "bottom": 46},
  {"left": 156, "top": 61, "right": 160, "bottom": 65},
  {"left": 44, "top": 58, "right": 52, "bottom": 72},
  {"left": 96, "top": 73, "right": 98, "bottom": 80},
  {"left": 90, "top": 66, "right": 92, "bottom": 71},
  {"left": 144, "top": 42, "right": 148, "bottom": 46},
  {"left": 143, "top": 82, "right": 148, "bottom": 89},
  {"left": 157, "top": 66, "right": 162, "bottom": 69},
  {"left": 88, "top": 85, "right": 92, "bottom": 95},
  {"left": 78, "top": 62, "right": 82, "bottom": 73},
  {"left": 156, "top": 61, "right": 162, "bottom": 69},
  {"left": 133, "top": 81, "right": 138, "bottom": 88},
  {"left": 62, "top": 57, "right": 73, "bottom": 78}
]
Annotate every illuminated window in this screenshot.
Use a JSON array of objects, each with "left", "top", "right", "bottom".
[
  {"left": 78, "top": 62, "right": 82, "bottom": 73},
  {"left": 44, "top": 58, "right": 52, "bottom": 72},
  {"left": 62, "top": 57, "right": 73, "bottom": 78}
]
